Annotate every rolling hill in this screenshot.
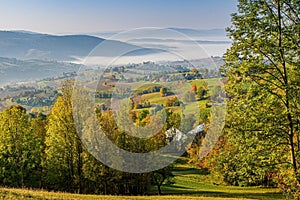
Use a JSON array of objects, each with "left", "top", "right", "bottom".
[
  {"left": 0, "top": 31, "right": 163, "bottom": 61},
  {"left": 0, "top": 57, "right": 82, "bottom": 85}
]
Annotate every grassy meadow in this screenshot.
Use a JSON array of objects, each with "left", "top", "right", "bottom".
[{"left": 0, "top": 158, "right": 284, "bottom": 200}]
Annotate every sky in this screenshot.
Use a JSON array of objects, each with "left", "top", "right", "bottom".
[{"left": 0, "top": 0, "right": 238, "bottom": 34}]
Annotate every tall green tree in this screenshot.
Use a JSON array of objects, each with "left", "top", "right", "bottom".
[
  {"left": 0, "top": 106, "right": 43, "bottom": 188},
  {"left": 219, "top": 0, "right": 300, "bottom": 195},
  {"left": 44, "top": 80, "right": 83, "bottom": 193}
]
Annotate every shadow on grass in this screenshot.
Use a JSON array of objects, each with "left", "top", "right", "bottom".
[
  {"left": 172, "top": 167, "right": 210, "bottom": 175},
  {"left": 162, "top": 185, "right": 189, "bottom": 189}
]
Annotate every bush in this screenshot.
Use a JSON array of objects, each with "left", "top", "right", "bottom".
[{"left": 276, "top": 170, "right": 300, "bottom": 199}]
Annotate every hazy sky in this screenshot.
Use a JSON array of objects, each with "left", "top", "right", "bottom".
[{"left": 0, "top": 0, "right": 238, "bottom": 34}]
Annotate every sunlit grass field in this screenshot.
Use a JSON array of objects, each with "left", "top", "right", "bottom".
[
  {"left": 0, "top": 186, "right": 281, "bottom": 200},
  {"left": 161, "top": 161, "right": 283, "bottom": 200},
  {"left": 0, "top": 158, "right": 283, "bottom": 200}
]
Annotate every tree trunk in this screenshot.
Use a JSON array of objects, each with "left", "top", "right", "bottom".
[
  {"left": 76, "top": 140, "right": 83, "bottom": 193},
  {"left": 157, "top": 184, "right": 162, "bottom": 195},
  {"left": 277, "top": 0, "right": 299, "bottom": 184}
]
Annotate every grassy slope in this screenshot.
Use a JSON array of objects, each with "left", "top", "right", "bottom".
[
  {"left": 0, "top": 159, "right": 284, "bottom": 200},
  {"left": 159, "top": 161, "right": 283, "bottom": 200},
  {"left": 0, "top": 187, "right": 276, "bottom": 200}
]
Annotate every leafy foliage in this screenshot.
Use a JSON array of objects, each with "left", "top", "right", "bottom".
[
  {"left": 208, "top": 0, "right": 300, "bottom": 197},
  {"left": 0, "top": 105, "right": 44, "bottom": 188}
]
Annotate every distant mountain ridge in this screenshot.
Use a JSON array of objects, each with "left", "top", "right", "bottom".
[
  {"left": 0, "top": 31, "right": 103, "bottom": 60},
  {"left": 167, "top": 28, "right": 227, "bottom": 37},
  {"left": 0, "top": 31, "right": 163, "bottom": 61},
  {"left": 89, "top": 28, "right": 227, "bottom": 39}
]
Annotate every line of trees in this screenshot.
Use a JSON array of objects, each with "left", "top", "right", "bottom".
[{"left": 0, "top": 80, "right": 180, "bottom": 195}]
